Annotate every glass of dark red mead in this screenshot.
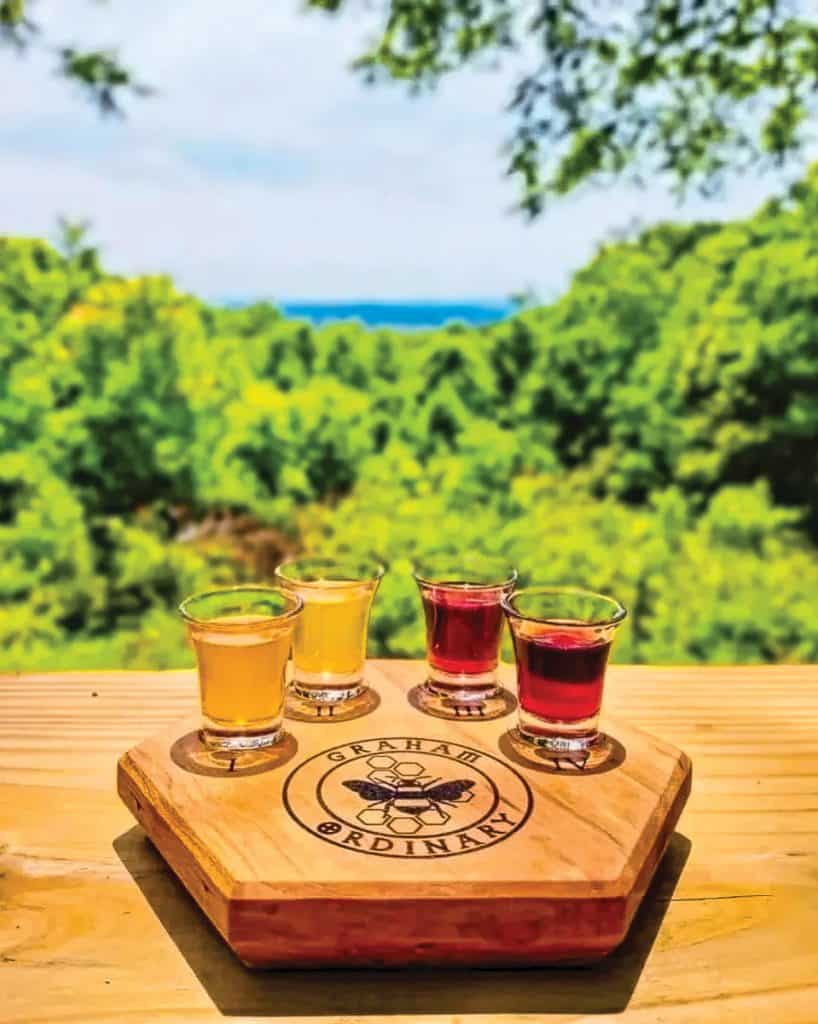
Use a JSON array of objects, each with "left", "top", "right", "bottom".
[
  {"left": 502, "top": 587, "right": 626, "bottom": 754},
  {"left": 413, "top": 558, "right": 518, "bottom": 719}
]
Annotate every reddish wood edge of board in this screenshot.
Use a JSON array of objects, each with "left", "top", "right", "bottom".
[{"left": 117, "top": 745, "right": 691, "bottom": 968}]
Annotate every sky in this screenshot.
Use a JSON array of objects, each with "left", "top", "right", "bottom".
[{"left": 0, "top": 0, "right": 799, "bottom": 301}]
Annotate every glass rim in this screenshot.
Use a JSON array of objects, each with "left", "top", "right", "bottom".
[
  {"left": 178, "top": 585, "right": 303, "bottom": 628},
  {"left": 502, "top": 586, "right": 627, "bottom": 627},
  {"left": 274, "top": 555, "right": 385, "bottom": 589},
  {"left": 412, "top": 557, "right": 518, "bottom": 591}
]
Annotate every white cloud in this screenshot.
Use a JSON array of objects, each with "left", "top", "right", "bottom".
[{"left": 0, "top": 0, "right": 792, "bottom": 299}]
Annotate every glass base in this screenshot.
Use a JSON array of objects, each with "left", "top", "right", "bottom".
[
  {"left": 415, "top": 677, "right": 511, "bottom": 721},
  {"left": 287, "top": 676, "right": 376, "bottom": 722},
  {"left": 291, "top": 674, "right": 365, "bottom": 705},
  {"left": 178, "top": 730, "right": 297, "bottom": 775},
  {"left": 517, "top": 729, "right": 598, "bottom": 754},
  {"left": 427, "top": 663, "right": 497, "bottom": 691},
  {"left": 516, "top": 706, "right": 599, "bottom": 753},
  {"left": 200, "top": 725, "right": 284, "bottom": 751},
  {"left": 506, "top": 727, "right": 616, "bottom": 772}
]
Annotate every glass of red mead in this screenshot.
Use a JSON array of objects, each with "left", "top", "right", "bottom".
[
  {"left": 413, "top": 557, "right": 517, "bottom": 719},
  {"left": 502, "top": 587, "right": 626, "bottom": 754}
]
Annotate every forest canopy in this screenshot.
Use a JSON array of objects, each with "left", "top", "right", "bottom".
[{"left": 2, "top": 166, "right": 818, "bottom": 669}]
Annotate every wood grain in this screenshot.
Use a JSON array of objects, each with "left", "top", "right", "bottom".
[
  {"left": 117, "top": 663, "right": 690, "bottom": 967},
  {"left": 1, "top": 662, "right": 817, "bottom": 1021}
]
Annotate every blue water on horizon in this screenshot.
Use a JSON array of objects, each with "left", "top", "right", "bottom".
[{"left": 227, "top": 299, "right": 515, "bottom": 328}]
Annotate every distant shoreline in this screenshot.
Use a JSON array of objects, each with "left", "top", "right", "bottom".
[{"left": 224, "top": 299, "right": 515, "bottom": 329}]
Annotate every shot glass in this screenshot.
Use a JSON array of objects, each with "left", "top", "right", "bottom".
[
  {"left": 179, "top": 586, "right": 303, "bottom": 750},
  {"left": 413, "top": 558, "right": 517, "bottom": 718},
  {"left": 502, "top": 587, "right": 626, "bottom": 753},
  {"left": 274, "top": 557, "right": 384, "bottom": 710}
]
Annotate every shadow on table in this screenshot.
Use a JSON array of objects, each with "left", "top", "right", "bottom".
[{"left": 113, "top": 827, "right": 690, "bottom": 1017}]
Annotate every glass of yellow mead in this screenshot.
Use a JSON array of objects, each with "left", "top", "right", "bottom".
[
  {"left": 274, "top": 556, "right": 385, "bottom": 710},
  {"left": 179, "top": 586, "right": 303, "bottom": 750}
]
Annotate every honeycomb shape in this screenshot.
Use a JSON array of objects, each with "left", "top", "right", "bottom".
[
  {"left": 366, "top": 755, "right": 396, "bottom": 769},
  {"left": 388, "top": 816, "right": 422, "bottom": 835},
  {"left": 417, "top": 806, "right": 449, "bottom": 826},
  {"left": 357, "top": 807, "right": 390, "bottom": 826}
]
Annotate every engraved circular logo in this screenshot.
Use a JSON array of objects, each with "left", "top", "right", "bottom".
[{"left": 283, "top": 736, "right": 533, "bottom": 859}]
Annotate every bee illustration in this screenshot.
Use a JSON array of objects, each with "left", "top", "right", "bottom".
[{"left": 343, "top": 777, "right": 475, "bottom": 819}]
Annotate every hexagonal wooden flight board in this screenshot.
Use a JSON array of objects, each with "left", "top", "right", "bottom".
[{"left": 117, "top": 662, "right": 691, "bottom": 968}]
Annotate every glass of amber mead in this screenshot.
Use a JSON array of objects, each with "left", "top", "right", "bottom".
[
  {"left": 179, "top": 586, "right": 303, "bottom": 750},
  {"left": 274, "top": 556, "right": 384, "bottom": 708}
]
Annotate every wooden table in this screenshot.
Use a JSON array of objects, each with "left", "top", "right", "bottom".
[{"left": 2, "top": 662, "right": 817, "bottom": 1023}]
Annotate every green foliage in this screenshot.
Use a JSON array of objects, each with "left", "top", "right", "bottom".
[
  {"left": 58, "top": 47, "right": 153, "bottom": 115},
  {"left": 314, "top": 1, "right": 818, "bottom": 213},
  {"left": 3, "top": 168, "right": 818, "bottom": 668},
  {"left": 1, "top": 0, "right": 147, "bottom": 114}
]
